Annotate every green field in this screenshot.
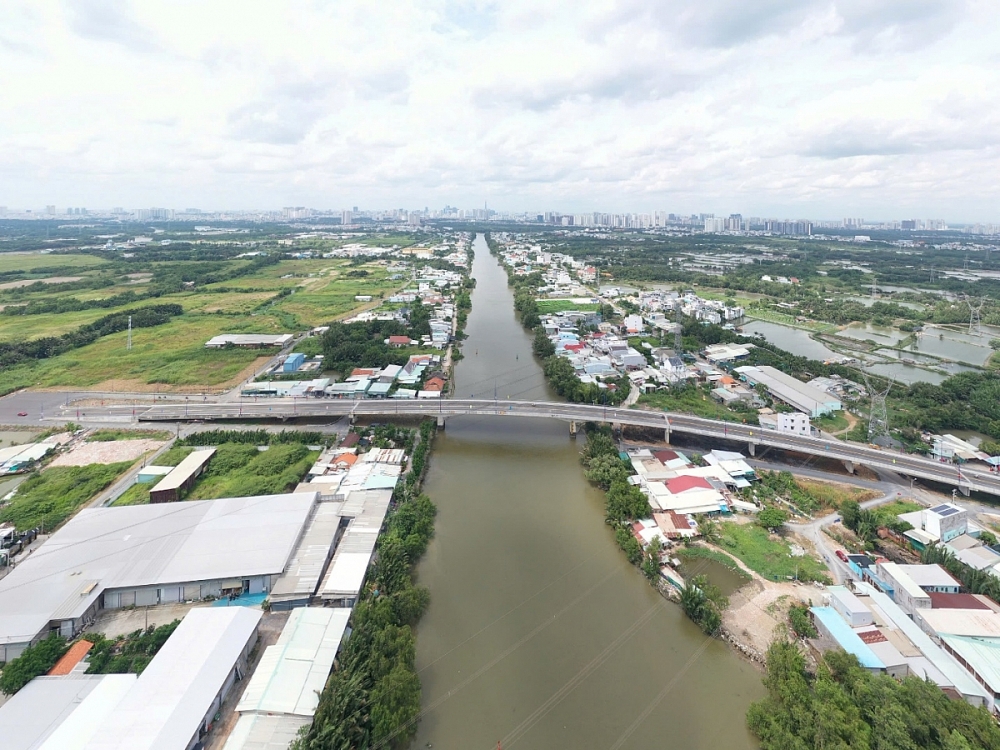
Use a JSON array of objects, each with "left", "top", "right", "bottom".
[
  {"left": 536, "top": 299, "right": 599, "bottom": 314},
  {"left": 187, "top": 443, "right": 319, "bottom": 500},
  {"left": 716, "top": 522, "right": 831, "bottom": 583},
  {"left": 636, "top": 386, "right": 759, "bottom": 424},
  {"left": 0, "top": 461, "right": 134, "bottom": 531},
  {"left": 0, "top": 253, "right": 107, "bottom": 274},
  {"left": 0, "top": 315, "right": 275, "bottom": 394}
]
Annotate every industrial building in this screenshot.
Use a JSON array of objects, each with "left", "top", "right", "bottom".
[
  {"left": 149, "top": 447, "right": 215, "bottom": 503},
  {"left": 0, "top": 492, "right": 317, "bottom": 661},
  {"left": 205, "top": 334, "right": 294, "bottom": 348},
  {"left": 735, "top": 365, "right": 842, "bottom": 417},
  {"left": 0, "top": 607, "right": 261, "bottom": 750},
  {"left": 224, "top": 608, "right": 352, "bottom": 750}
]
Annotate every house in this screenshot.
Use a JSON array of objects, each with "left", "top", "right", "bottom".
[
  {"left": 387, "top": 335, "right": 412, "bottom": 348},
  {"left": 423, "top": 375, "right": 446, "bottom": 392}
]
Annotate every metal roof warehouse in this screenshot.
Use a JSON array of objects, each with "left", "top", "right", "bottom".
[{"left": 0, "top": 492, "right": 318, "bottom": 661}]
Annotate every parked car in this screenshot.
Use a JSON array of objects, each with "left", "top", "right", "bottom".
[{"left": 835, "top": 549, "right": 848, "bottom": 563}]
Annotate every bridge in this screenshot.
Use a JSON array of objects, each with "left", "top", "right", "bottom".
[{"left": 134, "top": 397, "right": 1000, "bottom": 498}]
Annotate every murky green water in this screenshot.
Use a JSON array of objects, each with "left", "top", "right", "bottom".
[{"left": 411, "top": 236, "right": 763, "bottom": 750}]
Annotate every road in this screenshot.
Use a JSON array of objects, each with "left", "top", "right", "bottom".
[{"left": 114, "top": 397, "right": 1000, "bottom": 497}]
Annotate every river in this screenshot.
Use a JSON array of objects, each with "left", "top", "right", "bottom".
[{"left": 411, "top": 235, "right": 763, "bottom": 750}]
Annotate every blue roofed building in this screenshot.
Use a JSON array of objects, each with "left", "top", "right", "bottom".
[{"left": 810, "top": 606, "right": 885, "bottom": 672}]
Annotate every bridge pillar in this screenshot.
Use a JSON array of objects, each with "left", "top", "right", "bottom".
[
  {"left": 664, "top": 427, "right": 670, "bottom": 445},
  {"left": 747, "top": 442, "right": 756, "bottom": 457},
  {"left": 436, "top": 415, "right": 446, "bottom": 430},
  {"left": 569, "top": 421, "right": 577, "bottom": 436},
  {"left": 842, "top": 461, "right": 855, "bottom": 474},
  {"left": 959, "top": 484, "right": 971, "bottom": 497}
]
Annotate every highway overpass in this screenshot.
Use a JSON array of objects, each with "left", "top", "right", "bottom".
[{"left": 134, "top": 397, "right": 1000, "bottom": 498}]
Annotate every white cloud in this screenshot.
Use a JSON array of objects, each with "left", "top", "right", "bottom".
[{"left": 0, "top": 0, "right": 997, "bottom": 220}]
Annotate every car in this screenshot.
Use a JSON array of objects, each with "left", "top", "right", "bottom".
[
  {"left": 835, "top": 549, "right": 848, "bottom": 563},
  {"left": 16, "top": 411, "right": 28, "bottom": 417}
]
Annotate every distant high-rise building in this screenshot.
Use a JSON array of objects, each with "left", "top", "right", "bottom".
[
  {"left": 46, "top": 205, "right": 56, "bottom": 215},
  {"left": 901, "top": 220, "right": 917, "bottom": 230},
  {"left": 341, "top": 210, "right": 353, "bottom": 225},
  {"left": 0, "top": 206, "right": 6, "bottom": 216}
]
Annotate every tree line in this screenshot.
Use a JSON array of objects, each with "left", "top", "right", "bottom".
[
  {"left": 294, "top": 420, "right": 437, "bottom": 749},
  {"left": 748, "top": 640, "right": 1000, "bottom": 749},
  {"left": 0, "top": 303, "right": 182, "bottom": 368}
]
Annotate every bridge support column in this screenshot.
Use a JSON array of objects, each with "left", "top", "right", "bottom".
[
  {"left": 842, "top": 461, "right": 855, "bottom": 474},
  {"left": 748, "top": 442, "right": 756, "bottom": 457},
  {"left": 436, "top": 415, "right": 446, "bottom": 430},
  {"left": 569, "top": 421, "right": 577, "bottom": 437},
  {"left": 664, "top": 427, "right": 670, "bottom": 445},
  {"left": 959, "top": 484, "right": 971, "bottom": 497}
]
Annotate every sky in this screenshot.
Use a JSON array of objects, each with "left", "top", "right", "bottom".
[{"left": 1, "top": 0, "right": 999, "bottom": 221}]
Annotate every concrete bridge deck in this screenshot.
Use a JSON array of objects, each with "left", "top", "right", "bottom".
[{"left": 133, "top": 397, "right": 1000, "bottom": 498}]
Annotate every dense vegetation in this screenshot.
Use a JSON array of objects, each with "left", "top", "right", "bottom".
[
  {"left": 922, "top": 545, "right": 1000, "bottom": 604},
  {"left": 83, "top": 621, "right": 180, "bottom": 674},
  {"left": 0, "top": 303, "right": 182, "bottom": 368},
  {"left": 188, "top": 442, "right": 318, "bottom": 499},
  {"left": 788, "top": 604, "right": 818, "bottom": 638},
  {"left": 177, "top": 429, "right": 330, "bottom": 447},
  {"left": 0, "top": 634, "right": 68, "bottom": 694},
  {"left": 0, "top": 461, "right": 133, "bottom": 531},
  {"left": 296, "top": 421, "right": 437, "bottom": 749},
  {"left": 580, "top": 427, "right": 652, "bottom": 570},
  {"left": 679, "top": 574, "right": 727, "bottom": 635},
  {"left": 320, "top": 319, "right": 413, "bottom": 375},
  {"left": 748, "top": 641, "right": 1000, "bottom": 749}
]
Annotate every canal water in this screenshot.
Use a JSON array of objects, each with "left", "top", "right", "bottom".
[{"left": 411, "top": 236, "right": 763, "bottom": 750}]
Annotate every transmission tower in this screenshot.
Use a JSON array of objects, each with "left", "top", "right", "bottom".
[
  {"left": 967, "top": 297, "right": 986, "bottom": 336},
  {"left": 871, "top": 275, "right": 878, "bottom": 300},
  {"left": 862, "top": 370, "right": 894, "bottom": 442},
  {"left": 126, "top": 315, "right": 132, "bottom": 351}
]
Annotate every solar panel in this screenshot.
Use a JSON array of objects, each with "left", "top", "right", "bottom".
[
  {"left": 930, "top": 504, "right": 952, "bottom": 514},
  {"left": 938, "top": 507, "right": 960, "bottom": 517}
]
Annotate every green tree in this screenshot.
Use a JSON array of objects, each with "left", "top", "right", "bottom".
[
  {"left": 990, "top": 338, "right": 1000, "bottom": 350},
  {"left": 641, "top": 537, "right": 663, "bottom": 581},
  {"left": 0, "top": 634, "right": 68, "bottom": 695},
  {"left": 757, "top": 507, "right": 789, "bottom": 531},
  {"left": 788, "top": 605, "right": 817, "bottom": 638},
  {"left": 584, "top": 453, "right": 629, "bottom": 489},
  {"left": 841, "top": 499, "right": 862, "bottom": 532}
]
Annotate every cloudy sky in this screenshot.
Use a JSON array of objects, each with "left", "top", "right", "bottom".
[{"left": 1, "top": 0, "right": 998, "bottom": 221}]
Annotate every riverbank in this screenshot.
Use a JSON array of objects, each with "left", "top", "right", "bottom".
[{"left": 410, "top": 235, "right": 763, "bottom": 750}]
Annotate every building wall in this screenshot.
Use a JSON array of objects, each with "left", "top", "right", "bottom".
[{"left": 102, "top": 575, "right": 271, "bottom": 610}]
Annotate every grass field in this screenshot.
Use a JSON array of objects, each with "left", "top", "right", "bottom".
[
  {"left": 536, "top": 299, "right": 599, "bottom": 314},
  {"left": 794, "top": 478, "right": 879, "bottom": 509},
  {"left": 0, "top": 255, "right": 411, "bottom": 393},
  {"left": 812, "top": 410, "right": 851, "bottom": 432},
  {"left": 636, "top": 387, "right": 758, "bottom": 424},
  {"left": 0, "top": 461, "right": 134, "bottom": 531},
  {"left": 187, "top": 443, "right": 319, "bottom": 499},
  {"left": 0, "top": 315, "right": 276, "bottom": 394},
  {"left": 87, "top": 428, "right": 172, "bottom": 442},
  {"left": 716, "top": 522, "right": 831, "bottom": 583},
  {"left": 0, "top": 253, "right": 107, "bottom": 274},
  {"left": 677, "top": 546, "right": 752, "bottom": 581}
]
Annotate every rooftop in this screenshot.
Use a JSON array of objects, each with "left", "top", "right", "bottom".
[
  {"left": 86, "top": 607, "right": 262, "bottom": 750},
  {"left": 151, "top": 447, "right": 215, "bottom": 495},
  {"left": 236, "top": 607, "right": 351, "bottom": 717},
  {"left": 0, "top": 674, "right": 136, "bottom": 750},
  {"left": 0, "top": 492, "right": 316, "bottom": 648}
]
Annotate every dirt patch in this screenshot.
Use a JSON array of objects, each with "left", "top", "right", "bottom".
[
  {"left": 48, "top": 438, "right": 165, "bottom": 466},
  {"left": 723, "top": 579, "right": 819, "bottom": 661},
  {"left": 88, "top": 603, "right": 200, "bottom": 639},
  {"left": 82, "top": 357, "right": 272, "bottom": 394},
  {"left": 0, "top": 276, "right": 83, "bottom": 290}
]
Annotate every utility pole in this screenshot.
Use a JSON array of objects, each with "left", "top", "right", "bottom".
[{"left": 127, "top": 315, "right": 132, "bottom": 351}]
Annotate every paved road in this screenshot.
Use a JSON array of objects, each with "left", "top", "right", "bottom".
[{"left": 120, "top": 398, "right": 1000, "bottom": 497}]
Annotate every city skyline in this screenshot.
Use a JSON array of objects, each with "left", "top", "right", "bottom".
[{"left": 1, "top": 1, "right": 999, "bottom": 220}]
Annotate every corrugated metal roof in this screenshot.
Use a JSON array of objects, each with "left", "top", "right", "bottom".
[
  {"left": 0, "top": 675, "right": 134, "bottom": 750},
  {"left": 152, "top": 448, "right": 216, "bottom": 494},
  {"left": 0, "top": 493, "right": 316, "bottom": 649},
  {"left": 270, "top": 501, "right": 343, "bottom": 601},
  {"left": 811, "top": 606, "right": 884, "bottom": 669},
  {"left": 38, "top": 675, "right": 136, "bottom": 750},
  {"left": 941, "top": 635, "right": 1000, "bottom": 693},
  {"left": 85, "top": 607, "right": 262, "bottom": 750},
  {"left": 222, "top": 713, "right": 311, "bottom": 750},
  {"left": 236, "top": 608, "right": 351, "bottom": 717}
]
